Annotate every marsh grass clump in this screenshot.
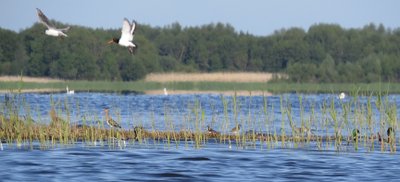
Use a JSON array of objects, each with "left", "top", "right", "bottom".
[{"left": 0, "top": 89, "right": 399, "bottom": 152}]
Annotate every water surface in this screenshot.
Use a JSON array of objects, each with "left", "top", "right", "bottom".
[
  {"left": 1, "top": 92, "right": 399, "bottom": 181},
  {"left": 0, "top": 142, "right": 399, "bottom": 181}
]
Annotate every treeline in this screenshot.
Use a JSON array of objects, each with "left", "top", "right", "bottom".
[{"left": 0, "top": 22, "right": 399, "bottom": 82}]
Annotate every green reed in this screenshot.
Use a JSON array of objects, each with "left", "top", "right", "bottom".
[
  {"left": 262, "top": 93, "right": 270, "bottom": 149},
  {"left": 1, "top": 88, "right": 399, "bottom": 152},
  {"left": 220, "top": 95, "right": 229, "bottom": 144},
  {"left": 280, "top": 95, "right": 286, "bottom": 147},
  {"left": 329, "top": 96, "right": 340, "bottom": 150},
  {"left": 285, "top": 99, "right": 295, "bottom": 145}
]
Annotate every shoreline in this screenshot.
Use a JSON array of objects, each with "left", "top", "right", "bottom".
[
  {"left": 145, "top": 90, "right": 272, "bottom": 96},
  {"left": 0, "top": 89, "right": 272, "bottom": 96},
  {"left": 0, "top": 88, "right": 64, "bottom": 93},
  {"left": 144, "top": 72, "right": 285, "bottom": 82},
  {"left": 0, "top": 76, "right": 64, "bottom": 83}
]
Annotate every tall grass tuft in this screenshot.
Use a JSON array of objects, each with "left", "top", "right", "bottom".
[{"left": 1, "top": 86, "right": 399, "bottom": 152}]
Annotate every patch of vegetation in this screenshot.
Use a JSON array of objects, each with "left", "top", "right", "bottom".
[
  {"left": 0, "top": 23, "right": 399, "bottom": 82},
  {"left": 0, "top": 90, "right": 397, "bottom": 152}
]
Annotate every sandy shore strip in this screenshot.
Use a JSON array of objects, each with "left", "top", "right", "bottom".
[
  {"left": 0, "top": 88, "right": 63, "bottom": 93},
  {"left": 145, "top": 72, "right": 286, "bottom": 83},
  {"left": 145, "top": 90, "right": 272, "bottom": 96},
  {"left": 0, "top": 76, "right": 63, "bottom": 83},
  {"left": 0, "top": 88, "right": 272, "bottom": 96}
]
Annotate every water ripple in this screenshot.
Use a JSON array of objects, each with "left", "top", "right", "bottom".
[
  {"left": 175, "top": 157, "right": 211, "bottom": 161},
  {"left": 2, "top": 93, "right": 400, "bottom": 181}
]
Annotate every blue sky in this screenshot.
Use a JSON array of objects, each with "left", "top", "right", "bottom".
[{"left": 1, "top": 0, "right": 399, "bottom": 36}]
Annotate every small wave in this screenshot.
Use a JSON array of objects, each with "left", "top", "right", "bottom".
[
  {"left": 175, "top": 157, "right": 211, "bottom": 161},
  {"left": 153, "top": 172, "right": 195, "bottom": 179},
  {"left": 67, "top": 151, "right": 103, "bottom": 157}
]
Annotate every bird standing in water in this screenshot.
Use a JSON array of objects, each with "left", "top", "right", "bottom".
[
  {"left": 207, "top": 125, "right": 219, "bottom": 135},
  {"left": 231, "top": 124, "right": 242, "bottom": 135},
  {"left": 103, "top": 108, "right": 122, "bottom": 128},
  {"left": 49, "top": 107, "right": 67, "bottom": 127},
  {"left": 293, "top": 126, "right": 312, "bottom": 136},
  {"left": 378, "top": 127, "right": 395, "bottom": 143}
]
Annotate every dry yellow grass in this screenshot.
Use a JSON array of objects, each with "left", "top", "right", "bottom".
[
  {"left": 0, "top": 76, "right": 63, "bottom": 83},
  {"left": 144, "top": 72, "right": 284, "bottom": 83},
  {"left": 0, "top": 88, "right": 63, "bottom": 93},
  {"left": 1, "top": 72, "right": 284, "bottom": 83}
]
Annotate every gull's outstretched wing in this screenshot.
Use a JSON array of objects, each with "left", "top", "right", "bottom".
[
  {"left": 36, "top": 8, "right": 54, "bottom": 28},
  {"left": 58, "top": 26, "right": 70, "bottom": 32}
]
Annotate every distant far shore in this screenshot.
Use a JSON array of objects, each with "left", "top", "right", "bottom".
[
  {"left": 145, "top": 90, "right": 272, "bottom": 96},
  {"left": 0, "top": 72, "right": 284, "bottom": 83},
  {"left": 0, "top": 76, "right": 64, "bottom": 83},
  {"left": 0, "top": 73, "right": 277, "bottom": 95},
  {"left": 0, "top": 88, "right": 272, "bottom": 96},
  {"left": 0, "top": 74, "right": 398, "bottom": 94},
  {"left": 144, "top": 72, "right": 285, "bottom": 83}
]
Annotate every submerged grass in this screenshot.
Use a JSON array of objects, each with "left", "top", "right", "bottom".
[{"left": 0, "top": 87, "right": 398, "bottom": 152}]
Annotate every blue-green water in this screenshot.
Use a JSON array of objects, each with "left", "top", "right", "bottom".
[
  {"left": 0, "top": 93, "right": 399, "bottom": 181},
  {"left": 1, "top": 142, "right": 399, "bottom": 181}
]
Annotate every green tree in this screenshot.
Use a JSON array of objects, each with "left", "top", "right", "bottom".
[
  {"left": 0, "top": 21, "right": 400, "bottom": 83},
  {"left": 318, "top": 54, "right": 338, "bottom": 82}
]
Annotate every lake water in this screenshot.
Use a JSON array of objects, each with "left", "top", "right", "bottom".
[{"left": 0, "top": 92, "right": 399, "bottom": 181}]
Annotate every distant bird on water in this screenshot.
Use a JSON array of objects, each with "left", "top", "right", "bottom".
[
  {"left": 66, "top": 86, "right": 74, "bottom": 94},
  {"left": 103, "top": 108, "right": 122, "bottom": 128},
  {"left": 108, "top": 18, "right": 137, "bottom": 54},
  {"left": 339, "top": 92, "right": 346, "bottom": 100},
  {"left": 163, "top": 88, "right": 168, "bottom": 95},
  {"left": 36, "top": 8, "right": 70, "bottom": 37}
]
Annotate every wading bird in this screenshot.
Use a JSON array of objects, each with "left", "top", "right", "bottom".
[
  {"left": 207, "top": 125, "right": 219, "bottom": 135},
  {"left": 133, "top": 126, "right": 145, "bottom": 139},
  {"left": 103, "top": 108, "right": 122, "bottom": 128},
  {"left": 49, "top": 107, "right": 67, "bottom": 127},
  {"left": 36, "top": 8, "right": 70, "bottom": 37},
  {"left": 293, "top": 126, "right": 312, "bottom": 136},
  {"left": 378, "top": 127, "right": 395, "bottom": 143},
  {"left": 108, "top": 18, "right": 137, "bottom": 54},
  {"left": 231, "top": 124, "right": 242, "bottom": 135}
]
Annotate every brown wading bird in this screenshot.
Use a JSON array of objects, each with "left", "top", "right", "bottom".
[
  {"left": 36, "top": 8, "right": 70, "bottom": 37},
  {"left": 207, "top": 125, "right": 219, "bottom": 135},
  {"left": 49, "top": 107, "right": 67, "bottom": 127},
  {"left": 231, "top": 124, "right": 242, "bottom": 135},
  {"left": 103, "top": 108, "right": 122, "bottom": 129},
  {"left": 378, "top": 127, "right": 395, "bottom": 143},
  {"left": 23, "top": 115, "right": 36, "bottom": 123},
  {"left": 134, "top": 126, "right": 145, "bottom": 138},
  {"left": 293, "top": 127, "right": 311, "bottom": 135},
  {"left": 108, "top": 18, "right": 137, "bottom": 54}
]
